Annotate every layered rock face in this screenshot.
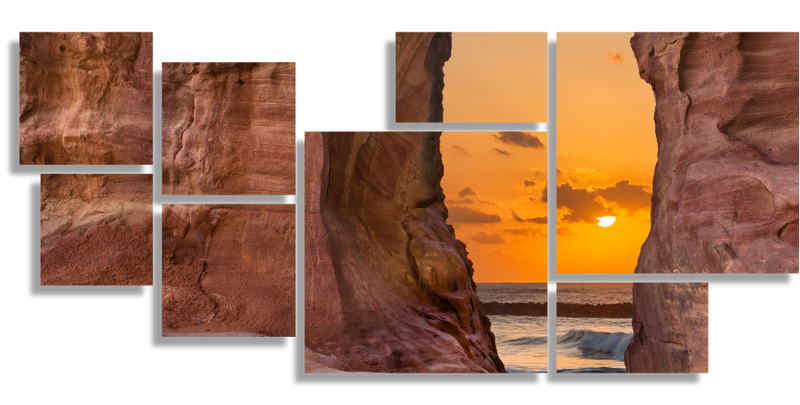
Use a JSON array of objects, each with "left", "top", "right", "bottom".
[
  {"left": 162, "top": 63, "right": 295, "bottom": 195},
  {"left": 305, "top": 132, "right": 504, "bottom": 373},
  {"left": 20, "top": 32, "right": 153, "bottom": 165},
  {"left": 162, "top": 204, "right": 295, "bottom": 337},
  {"left": 395, "top": 33, "right": 451, "bottom": 122},
  {"left": 315, "top": 33, "right": 500, "bottom": 372},
  {"left": 40, "top": 174, "right": 153, "bottom": 285},
  {"left": 625, "top": 32, "right": 798, "bottom": 372}
]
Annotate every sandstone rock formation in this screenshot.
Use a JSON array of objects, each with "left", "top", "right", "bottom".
[
  {"left": 304, "top": 347, "right": 349, "bottom": 373},
  {"left": 624, "top": 32, "right": 798, "bottom": 373},
  {"left": 40, "top": 174, "right": 153, "bottom": 285},
  {"left": 162, "top": 63, "right": 295, "bottom": 195},
  {"left": 305, "top": 132, "right": 504, "bottom": 373},
  {"left": 395, "top": 33, "right": 451, "bottom": 122},
  {"left": 625, "top": 283, "right": 708, "bottom": 373},
  {"left": 162, "top": 204, "right": 295, "bottom": 337},
  {"left": 320, "top": 35, "right": 504, "bottom": 371},
  {"left": 20, "top": 32, "right": 153, "bottom": 165}
]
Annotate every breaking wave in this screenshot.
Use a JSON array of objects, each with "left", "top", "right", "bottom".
[{"left": 557, "top": 330, "right": 633, "bottom": 361}]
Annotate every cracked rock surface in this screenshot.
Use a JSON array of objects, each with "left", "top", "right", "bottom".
[
  {"left": 40, "top": 174, "right": 153, "bottom": 285},
  {"left": 20, "top": 32, "right": 153, "bottom": 165},
  {"left": 161, "top": 204, "right": 295, "bottom": 337},
  {"left": 624, "top": 32, "right": 798, "bottom": 373},
  {"left": 161, "top": 62, "right": 295, "bottom": 195}
]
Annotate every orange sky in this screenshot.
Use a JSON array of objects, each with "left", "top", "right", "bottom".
[{"left": 439, "top": 33, "right": 655, "bottom": 277}]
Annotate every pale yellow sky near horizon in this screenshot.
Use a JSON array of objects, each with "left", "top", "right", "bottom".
[{"left": 440, "top": 30, "right": 658, "bottom": 282}]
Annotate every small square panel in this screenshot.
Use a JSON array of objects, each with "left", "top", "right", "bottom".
[
  {"left": 161, "top": 62, "right": 295, "bottom": 195},
  {"left": 40, "top": 174, "right": 153, "bottom": 285},
  {"left": 161, "top": 204, "right": 295, "bottom": 337}
]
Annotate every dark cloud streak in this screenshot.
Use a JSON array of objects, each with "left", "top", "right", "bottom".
[
  {"left": 448, "top": 206, "right": 501, "bottom": 224},
  {"left": 491, "top": 148, "right": 512, "bottom": 157},
  {"left": 458, "top": 187, "right": 476, "bottom": 198},
  {"left": 493, "top": 132, "right": 545, "bottom": 149}
]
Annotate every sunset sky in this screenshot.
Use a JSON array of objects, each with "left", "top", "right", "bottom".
[{"left": 439, "top": 33, "right": 656, "bottom": 278}]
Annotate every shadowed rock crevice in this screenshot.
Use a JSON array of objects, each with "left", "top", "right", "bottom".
[{"left": 396, "top": 33, "right": 452, "bottom": 123}]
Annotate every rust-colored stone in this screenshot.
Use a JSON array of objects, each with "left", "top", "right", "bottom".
[
  {"left": 40, "top": 174, "right": 153, "bottom": 285},
  {"left": 625, "top": 32, "right": 798, "bottom": 373},
  {"left": 161, "top": 63, "right": 295, "bottom": 195},
  {"left": 162, "top": 204, "right": 295, "bottom": 337},
  {"left": 305, "top": 131, "right": 504, "bottom": 373},
  {"left": 20, "top": 32, "right": 153, "bottom": 165},
  {"left": 395, "top": 33, "right": 451, "bottom": 123}
]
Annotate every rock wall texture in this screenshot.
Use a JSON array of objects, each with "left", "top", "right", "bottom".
[
  {"left": 20, "top": 32, "right": 153, "bottom": 165},
  {"left": 305, "top": 132, "right": 504, "bottom": 373},
  {"left": 327, "top": 33, "right": 504, "bottom": 371},
  {"left": 625, "top": 283, "right": 708, "bottom": 373},
  {"left": 162, "top": 62, "right": 295, "bottom": 195},
  {"left": 162, "top": 204, "right": 295, "bottom": 337},
  {"left": 395, "top": 33, "right": 451, "bottom": 123},
  {"left": 40, "top": 174, "right": 153, "bottom": 285},
  {"left": 625, "top": 32, "right": 799, "bottom": 373}
]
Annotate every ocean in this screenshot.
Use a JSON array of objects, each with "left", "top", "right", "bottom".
[{"left": 476, "top": 283, "right": 634, "bottom": 373}]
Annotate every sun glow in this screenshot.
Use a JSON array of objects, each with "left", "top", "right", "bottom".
[{"left": 597, "top": 216, "right": 616, "bottom": 227}]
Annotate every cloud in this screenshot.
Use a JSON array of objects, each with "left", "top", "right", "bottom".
[
  {"left": 448, "top": 198, "right": 473, "bottom": 205},
  {"left": 595, "top": 180, "right": 652, "bottom": 214},
  {"left": 458, "top": 187, "right": 476, "bottom": 198},
  {"left": 523, "top": 180, "right": 536, "bottom": 187},
  {"left": 451, "top": 144, "right": 472, "bottom": 157},
  {"left": 557, "top": 226, "right": 579, "bottom": 236},
  {"left": 529, "top": 167, "right": 547, "bottom": 177},
  {"left": 503, "top": 227, "right": 545, "bottom": 238},
  {"left": 556, "top": 183, "right": 614, "bottom": 223},
  {"left": 540, "top": 185, "right": 547, "bottom": 203},
  {"left": 511, "top": 210, "right": 547, "bottom": 224},
  {"left": 448, "top": 206, "right": 501, "bottom": 223},
  {"left": 606, "top": 51, "right": 625, "bottom": 64},
  {"left": 491, "top": 148, "right": 511, "bottom": 157},
  {"left": 557, "top": 167, "right": 604, "bottom": 186},
  {"left": 471, "top": 232, "right": 506, "bottom": 244},
  {"left": 530, "top": 216, "right": 547, "bottom": 224},
  {"left": 493, "top": 132, "right": 545, "bottom": 149}
]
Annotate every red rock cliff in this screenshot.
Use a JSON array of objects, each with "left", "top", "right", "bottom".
[
  {"left": 625, "top": 32, "right": 799, "bottom": 372},
  {"left": 305, "top": 132, "right": 504, "bottom": 372},
  {"left": 395, "top": 33, "right": 451, "bottom": 122}
]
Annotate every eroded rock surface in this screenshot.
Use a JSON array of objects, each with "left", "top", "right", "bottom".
[
  {"left": 391, "top": 38, "right": 523, "bottom": 371},
  {"left": 20, "top": 32, "right": 153, "bottom": 165},
  {"left": 395, "top": 33, "right": 451, "bottom": 122},
  {"left": 625, "top": 283, "right": 708, "bottom": 373},
  {"left": 40, "top": 174, "right": 153, "bottom": 285},
  {"left": 162, "top": 204, "right": 295, "bottom": 337},
  {"left": 305, "top": 131, "right": 504, "bottom": 373},
  {"left": 162, "top": 63, "right": 295, "bottom": 195},
  {"left": 631, "top": 32, "right": 798, "bottom": 275}
]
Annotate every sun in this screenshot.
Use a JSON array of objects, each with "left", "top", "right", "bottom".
[{"left": 597, "top": 216, "right": 616, "bottom": 227}]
